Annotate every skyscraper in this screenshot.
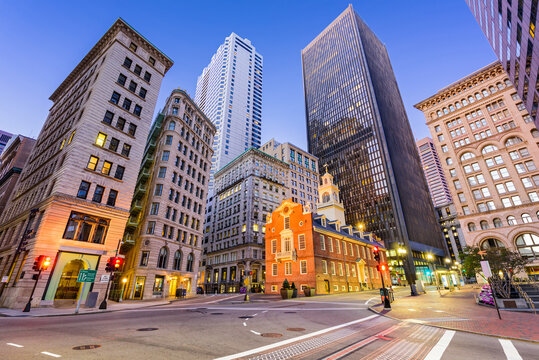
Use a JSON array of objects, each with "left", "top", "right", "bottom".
[
  {"left": 417, "top": 137, "right": 453, "bottom": 207},
  {"left": 0, "top": 130, "right": 13, "bottom": 157},
  {"left": 302, "top": 5, "right": 447, "bottom": 287},
  {"left": 0, "top": 18, "right": 173, "bottom": 309},
  {"left": 466, "top": 0, "right": 539, "bottom": 128},
  {"left": 195, "top": 33, "right": 263, "bottom": 192}
]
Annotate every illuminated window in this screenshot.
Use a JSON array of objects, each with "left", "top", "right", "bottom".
[
  {"left": 87, "top": 155, "right": 99, "bottom": 170},
  {"left": 300, "top": 260, "right": 307, "bottom": 274},
  {"left": 101, "top": 161, "right": 112, "bottom": 175},
  {"left": 95, "top": 132, "right": 107, "bottom": 147}
]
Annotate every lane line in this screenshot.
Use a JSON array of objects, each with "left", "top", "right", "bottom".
[
  {"left": 499, "top": 339, "right": 523, "bottom": 360},
  {"left": 243, "top": 322, "right": 247, "bottom": 327},
  {"left": 365, "top": 297, "right": 378, "bottom": 305},
  {"left": 6, "top": 343, "right": 24, "bottom": 348},
  {"left": 423, "top": 330, "right": 455, "bottom": 360},
  {"left": 214, "top": 314, "right": 379, "bottom": 360},
  {"left": 250, "top": 330, "right": 261, "bottom": 335},
  {"left": 408, "top": 308, "right": 416, "bottom": 312},
  {"left": 41, "top": 352, "right": 62, "bottom": 358}
]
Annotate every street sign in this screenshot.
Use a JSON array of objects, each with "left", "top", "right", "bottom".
[
  {"left": 77, "top": 269, "right": 97, "bottom": 283},
  {"left": 100, "top": 274, "right": 110, "bottom": 283},
  {"left": 480, "top": 260, "right": 492, "bottom": 278}
]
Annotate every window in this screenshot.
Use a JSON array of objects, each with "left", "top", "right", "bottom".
[
  {"left": 150, "top": 203, "right": 159, "bottom": 215},
  {"left": 460, "top": 152, "right": 476, "bottom": 161},
  {"left": 101, "top": 161, "right": 112, "bottom": 175},
  {"left": 134, "top": 105, "right": 142, "bottom": 116},
  {"left": 505, "top": 136, "right": 524, "bottom": 147},
  {"left": 271, "top": 239, "right": 276, "bottom": 254},
  {"left": 107, "top": 138, "right": 119, "bottom": 152},
  {"left": 128, "top": 123, "right": 137, "bottom": 136},
  {"left": 507, "top": 215, "right": 517, "bottom": 225},
  {"left": 493, "top": 218, "right": 503, "bottom": 228},
  {"left": 480, "top": 220, "right": 489, "bottom": 230},
  {"left": 149, "top": 56, "right": 155, "bottom": 66},
  {"left": 129, "top": 42, "right": 137, "bottom": 51},
  {"left": 284, "top": 262, "right": 292, "bottom": 275},
  {"left": 284, "top": 216, "right": 290, "bottom": 229},
  {"left": 468, "top": 223, "right": 476, "bottom": 231},
  {"left": 128, "top": 80, "right": 137, "bottom": 92},
  {"left": 103, "top": 110, "right": 114, "bottom": 124},
  {"left": 117, "top": 73, "right": 127, "bottom": 86},
  {"left": 522, "top": 213, "right": 533, "bottom": 223},
  {"left": 462, "top": 206, "right": 470, "bottom": 215},
  {"left": 481, "top": 238, "right": 505, "bottom": 250},
  {"left": 338, "top": 263, "right": 343, "bottom": 276},
  {"left": 92, "top": 185, "right": 104, "bottom": 203},
  {"left": 139, "top": 87, "right": 147, "bottom": 99},
  {"left": 322, "top": 260, "right": 328, "bottom": 274},
  {"left": 525, "top": 160, "right": 537, "bottom": 171},
  {"left": 529, "top": 192, "right": 539, "bottom": 202},
  {"left": 515, "top": 233, "right": 539, "bottom": 259},
  {"left": 331, "top": 262, "right": 336, "bottom": 275},
  {"left": 122, "top": 98, "right": 132, "bottom": 111},
  {"left": 106, "top": 189, "right": 118, "bottom": 206},
  {"left": 87, "top": 155, "right": 99, "bottom": 170},
  {"left": 121, "top": 143, "right": 131, "bottom": 157},
  {"left": 77, "top": 181, "right": 91, "bottom": 199},
  {"left": 110, "top": 91, "right": 120, "bottom": 104},
  {"left": 482, "top": 145, "right": 498, "bottom": 154},
  {"left": 146, "top": 221, "right": 155, "bottom": 234},
  {"left": 140, "top": 251, "right": 149, "bottom": 266},
  {"left": 162, "top": 151, "right": 170, "bottom": 161},
  {"left": 144, "top": 71, "right": 152, "bottom": 82},
  {"left": 114, "top": 165, "right": 125, "bottom": 180},
  {"left": 300, "top": 260, "right": 307, "bottom": 274},
  {"left": 272, "top": 263, "right": 278, "bottom": 276},
  {"left": 134, "top": 64, "right": 142, "bottom": 76},
  {"left": 157, "top": 247, "right": 168, "bottom": 268},
  {"left": 63, "top": 211, "right": 110, "bottom": 244},
  {"left": 186, "top": 253, "right": 194, "bottom": 271},
  {"left": 320, "top": 235, "right": 326, "bottom": 250},
  {"left": 123, "top": 57, "right": 132, "bottom": 69},
  {"left": 298, "top": 234, "right": 305, "bottom": 250},
  {"left": 173, "top": 251, "right": 182, "bottom": 270},
  {"left": 95, "top": 132, "right": 107, "bottom": 147}
]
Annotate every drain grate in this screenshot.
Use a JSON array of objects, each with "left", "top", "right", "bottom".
[
  {"left": 261, "top": 333, "right": 283, "bottom": 338},
  {"left": 287, "top": 328, "right": 306, "bottom": 332},
  {"left": 137, "top": 328, "right": 158, "bottom": 331},
  {"left": 211, "top": 312, "right": 224, "bottom": 315},
  {"left": 73, "top": 345, "right": 101, "bottom": 350},
  {"left": 239, "top": 316, "right": 253, "bottom": 319},
  {"left": 284, "top": 311, "right": 297, "bottom": 314}
]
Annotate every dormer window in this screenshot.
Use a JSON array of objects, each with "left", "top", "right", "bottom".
[{"left": 321, "top": 218, "right": 326, "bottom": 227}]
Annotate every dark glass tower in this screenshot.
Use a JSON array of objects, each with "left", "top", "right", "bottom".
[{"left": 302, "top": 5, "right": 447, "bottom": 285}]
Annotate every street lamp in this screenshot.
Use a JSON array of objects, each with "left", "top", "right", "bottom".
[
  {"left": 395, "top": 247, "right": 417, "bottom": 296},
  {"left": 119, "top": 277, "right": 127, "bottom": 302}
]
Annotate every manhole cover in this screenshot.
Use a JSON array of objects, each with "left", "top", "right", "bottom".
[
  {"left": 239, "top": 316, "right": 253, "bottom": 319},
  {"left": 137, "top": 328, "right": 158, "bottom": 331},
  {"left": 287, "top": 328, "right": 305, "bottom": 332},
  {"left": 73, "top": 345, "right": 101, "bottom": 350},
  {"left": 211, "top": 312, "right": 224, "bottom": 315},
  {"left": 284, "top": 311, "right": 296, "bottom": 314},
  {"left": 261, "top": 333, "right": 283, "bottom": 338}
]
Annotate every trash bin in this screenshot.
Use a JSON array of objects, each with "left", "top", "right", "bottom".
[{"left": 85, "top": 292, "right": 99, "bottom": 308}]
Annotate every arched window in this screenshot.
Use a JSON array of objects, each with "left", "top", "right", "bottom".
[
  {"left": 482, "top": 89, "right": 489, "bottom": 97},
  {"left": 443, "top": 107, "right": 449, "bottom": 115},
  {"left": 468, "top": 223, "right": 476, "bottom": 231},
  {"left": 173, "top": 250, "right": 182, "bottom": 270},
  {"left": 468, "top": 95, "right": 475, "bottom": 103},
  {"left": 462, "top": 99, "right": 468, "bottom": 106},
  {"left": 496, "top": 82, "right": 504, "bottom": 90},
  {"left": 489, "top": 86, "right": 496, "bottom": 94},
  {"left": 168, "top": 121, "right": 176, "bottom": 131},
  {"left": 537, "top": 210, "right": 539, "bottom": 220},
  {"left": 460, "top": 152, "right": 476, "bottom": 161},
  {"left": 522, "top": 213, "right": 533, "bottom": 223},
  {"left": 437, "top": 110, "right": 443, "bottom": 117},
  {"left": 322, "top": 192, "right": 330, "bottom": 203},
  {"left": 531, "top": 129, "right": 539, "bottom": 138},
  {"left": 157, "top": 247, "right": 168, "bottom": 268},
  {"left": 449, "top": 105, "right": 455, "bottom": 112},
  {"left": 515, "top": 233, "right": 539, "bottom": 259},
  {"left": 456, "top": 101, "right": 462, "bottom": 109},
  {"left": 504, "top": 79, "right": 512, "bottom": 86},
  {"left": 481, "top": 145, "right": 498, "bottom": 154},
  {"left": 480, "top": 220, "right": 489, "bottom": 230},
  {"left": 481, "top": 238, "right": 505, "bottom": 250},
  {"left": 493, "top": 218, "right": 503, "bottom": 228},
  {"left": 186, "top": 253, "right": 194, "bottom": 272},
  {"left": 507, "top": 215, "right": 517, "bottom": 225},
  {"left": 475, "top": 93, "right": 482, "bottom": 100},
  {"left": 504, "top": 136, "right": 523, "bottom": 147},
  {"left": 446, "top": 158, "right": 453, "bottom": 165}
]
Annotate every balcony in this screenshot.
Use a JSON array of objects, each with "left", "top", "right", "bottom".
[
  {"left": 125, "top": 217, "right": 139, "bottom": 230},
  {"left": 133, "top": 184, "right": 147, "bottom": 199},
  {"left": 275, "top": 249, "right": 297, "bottom": 262},
  {"left": 130, "top": 199, "right": 143, "bottom": 214},
  {"left": 142, "top": 152, "right": 154, "bottom": 169},
  {"left": 138, "top": 168, "right": 151, "bottom": 182}
]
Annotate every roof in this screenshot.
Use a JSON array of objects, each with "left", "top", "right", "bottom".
[{"left": 214, "top": 147, "right": 290, "bottom": 178}]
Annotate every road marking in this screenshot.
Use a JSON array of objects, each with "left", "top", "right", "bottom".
[
  {"left": 252, "top": 313, "right": 258, "bottom": 316},
  {"left": 499, "top": 339, "right": 523, "bottom": 360},
  {"left": 365, "top": 296, "right": 378, "bottom": 305},
  {"left": 243, "top": 322, "right": 247, "bottom": 327},
  {"left": 434, "top": 310, "right": 445, "bottom": 313},
  {"left": 262, "top": 310, "right": 268, "bottom": 313},
  {"left": 423, "top": 330, "right": 455, "bottom": 360},
  {"left": 408, "top": 308, "right": 416, "bottom": 311},
  {"left": 41, "top": 352, "right": 62, "bottom": 358},
  {"left": 250, "top": 330, "right": 261, "bottom": 335},
  {"left": 214, "top": 314, "right": 379, "bottom": 360},
  {"left": 6, "top": 343, "right": 24, "bottom": 348}
]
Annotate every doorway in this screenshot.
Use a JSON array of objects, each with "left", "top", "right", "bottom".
[
  {"left": 168, "top": 276, "right": 178, "bottom": 297},
  {"left": 133, "top": 276, "right": 145, "bottom": 300},
  {"left": 54, "top": 259, "right": 85, "bottom": 300}
]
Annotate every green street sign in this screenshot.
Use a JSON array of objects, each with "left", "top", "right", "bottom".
[{"left": 77, "top": 269, "right": 97, "bottom": 283}]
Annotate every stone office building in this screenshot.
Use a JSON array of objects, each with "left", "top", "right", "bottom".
[
  {"left": 415, "top": 62, "right": 539, "bottom": 278},
  {"left": 121, "top": 89, "right": 215, "bottom": 299},
  {"left": 201, "top": 148, "right": 289, "bottom": 293},
  {"left": 0, "top": 18, "right": 172, "bottom": 309}
]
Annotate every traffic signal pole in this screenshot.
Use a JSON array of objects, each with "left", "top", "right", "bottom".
[
  {"left": 23, "top": 269, "right": 42, "bottom": 312},
  {"left": 99, "top": 274, "right": 112, "bottom": 310}
]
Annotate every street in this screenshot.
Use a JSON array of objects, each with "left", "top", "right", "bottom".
[{"left": 1, "top": 288, "right": 537, "bottom": 359}]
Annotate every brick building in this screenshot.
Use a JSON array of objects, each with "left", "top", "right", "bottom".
[{"left": 265, "top": 172, "right": 388, "bottom": 295}]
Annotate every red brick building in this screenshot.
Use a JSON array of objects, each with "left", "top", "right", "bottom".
[{"left": 265, "top": 172, "right": 389, "bottom": 294}]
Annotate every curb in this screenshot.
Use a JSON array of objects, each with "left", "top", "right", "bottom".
[{"left": 368, "top": 305, "right": 539, "bottom": 344}]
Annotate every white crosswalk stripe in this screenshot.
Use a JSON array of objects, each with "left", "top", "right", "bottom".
[{"left": 499, "top": 339, "right": 523, "bottom": 360}]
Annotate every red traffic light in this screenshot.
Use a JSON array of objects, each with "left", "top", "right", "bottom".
[
  {"left": 32, "top": 255, "right": 51, "bottom": 271},
  {"left": 373, "top": 246, "right": 379, "bottom": 253},
  {"left": 42, "top": 257, "right": 51, "bottom": 270},
  {"left": 114, "top": 257, "right": 123, "bottom": 269},
  {"left": 377, "top": 263, "right": 388, "bottom": 272}
]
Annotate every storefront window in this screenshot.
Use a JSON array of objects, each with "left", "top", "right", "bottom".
[{"left": 153, "top": 275, "right": 164, "bottom": 294}]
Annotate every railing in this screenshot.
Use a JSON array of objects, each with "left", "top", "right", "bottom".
[{"left": 513, "top": 282, "right": 536, "bottom": 314}]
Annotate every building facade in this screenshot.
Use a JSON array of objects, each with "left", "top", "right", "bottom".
[
  {"left": 261, "top": 138, "right": 319, "bottom": 210},
  {"left": 302, "top": 5, "right": 447, "bottom": 285},
  {"left": 415, "top": 61, "right": 539, "bottom": 277},
  {"left": 201, "top": 148, "right": 289, "bottom": 293},
  {"left": 436, "top": 203, "right": 467, "bottom": 263},
  {"left": 0, "top": 135, "right": 36, "bottom": 215},
  {"left": 195, "top": 33, "right": 263, "bottom": 191},
  {"left": 417, "top": 137, "right": 453, "bottom": 207},
  {"left": 119, "top": 89, "right": 215, "bottom": 300},
  {"left": 467, "top": 0, "right": 539, "bottom": 128},
  {"left": 0, "top": 18, "right": 173, "bottom": 309},
  {"left": 264, "top": 172, "right": 389, "bottom": 295},
  {"left": 0, "top": 130, "right": 13, "bottom": 158}
]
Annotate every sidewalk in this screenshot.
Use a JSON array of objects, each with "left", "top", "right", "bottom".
[{"left": 370, "top": 286, "right": 539, "bottom": 342}]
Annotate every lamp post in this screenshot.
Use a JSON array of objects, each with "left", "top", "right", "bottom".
[
  {"left": 119, "top": 277, "right": 127, "bottom": 302},
  {"left": 397, "top": 247, "right": 417, "bottom": 296}
]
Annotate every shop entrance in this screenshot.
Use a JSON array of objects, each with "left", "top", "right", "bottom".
[
  {"left": 134, "top": 276, "right": 145, "bottom": 300},
  {"left": 54, "top": 259, "right": 85, "bottom": 300}
]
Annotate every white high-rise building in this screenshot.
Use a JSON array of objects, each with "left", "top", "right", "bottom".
[{"left": 195, "top": 33, "right": 263, "bottom": 192}]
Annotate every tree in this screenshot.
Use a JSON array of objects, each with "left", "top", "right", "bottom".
[{"left": 460, "top": 246, "right": 530, "bottom": 279}]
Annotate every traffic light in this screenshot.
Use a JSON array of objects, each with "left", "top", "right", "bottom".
[
  {"left": 373, "top": 246, "right": 381, "bottom": 262},
  {"left": 377, "top": 263, "right": 387, "bottom": 272},
  {"left": 32, "top": 255, "right": 51, "bottom": 271},
  {"left": 113, "top": 257, "right": 124, "bottom": 270},
  {"left": 105, "top": 257, "right": 115, "bottom": 272},
  {"left": 106, "top": 257, "right": 124, "bottom": 272}
]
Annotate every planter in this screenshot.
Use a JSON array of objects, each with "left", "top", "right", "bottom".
[
  {"left": 280, "top": 289, "right": 293, "bottom": 299},
  {"left": 304, "top": 288, "right": 315, "bottom": 297},
  {"left": 292, "top": 289, "right": 298, "bottom": 298}
]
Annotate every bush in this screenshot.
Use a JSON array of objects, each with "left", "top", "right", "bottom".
[
  {"left": 291, "top": 282, "right": 297, "bottom": 290},
  {"left": 282, "top": 279, "right": 290, "bottom": 290}
]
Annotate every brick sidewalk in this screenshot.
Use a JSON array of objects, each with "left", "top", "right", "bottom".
[{"left": 370, "top": 286, "right": 539, "bottom": 342}]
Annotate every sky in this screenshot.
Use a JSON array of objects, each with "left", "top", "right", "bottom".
[{"left": 0, "top": 0, "right": 496, "bottom": 150}]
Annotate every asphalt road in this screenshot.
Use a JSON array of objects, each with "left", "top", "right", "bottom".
[{"left": 1, "top": 288, "right": 537, "bottom": 359}]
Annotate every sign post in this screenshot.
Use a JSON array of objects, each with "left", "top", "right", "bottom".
[{"left": 75, "top": 269, "right": 96, "bottom": 314}]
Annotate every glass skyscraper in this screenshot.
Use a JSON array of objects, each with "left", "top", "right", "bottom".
[
  {"left": 302, "top": 5, "right": 447, "bottom": 284},
  {"left": 195, "top": 33, "right": 263, "bottom": 192}
]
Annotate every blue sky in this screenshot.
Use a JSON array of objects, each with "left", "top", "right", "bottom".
[{"left": 0, "top": 1, "right": 495, "bottom": 149}]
